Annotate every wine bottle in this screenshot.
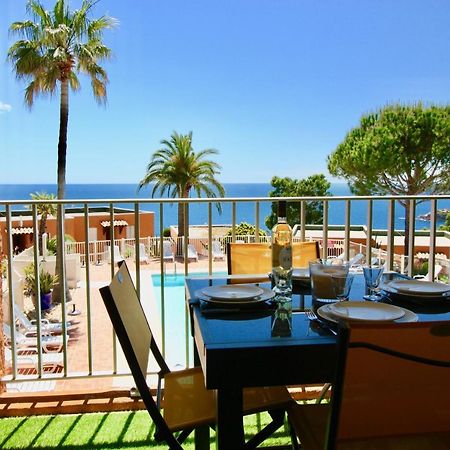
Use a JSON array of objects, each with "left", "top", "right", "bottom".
[{"left": 271, "top": 201, "right": 293, "bottom": 295}]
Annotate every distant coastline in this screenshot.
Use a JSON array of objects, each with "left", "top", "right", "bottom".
[
  {"left": 417, "top": 209, "right": 449, "bottom": 222},
  {"left": 0, "top": 183, "right": 448, "bottom": 231}
]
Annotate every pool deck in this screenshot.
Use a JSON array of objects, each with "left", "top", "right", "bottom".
[{"left": 6, "top": 256, "right": 228, "bottom": 394}]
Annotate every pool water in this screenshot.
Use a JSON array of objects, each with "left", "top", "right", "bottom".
[
  {"left": 152, "top": 271, "right": 227, "bottom": 287},
  {"left": 151, "top": 272, "right": 227, "bottom": 368}
]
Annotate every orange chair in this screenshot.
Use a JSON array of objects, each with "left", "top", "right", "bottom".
[
  {"left": 288, "top": 321, "right": 450, "bottom": 450},
  {"left": 227, "top": 242, "right": 272, "bottom": 282},
  {"left": 100, "top": 261, "right": 293, "bottom": 449},
  {"left": 292, "top": 241, "right": 320, "bottom": 268},
  {"left": 227, "top": 241, "right": 320, "bottom": 278}
]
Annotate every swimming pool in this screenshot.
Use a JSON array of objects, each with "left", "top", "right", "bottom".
[
  {"left": 152, "top": 271, "right": 227, "bottom": 287},
  {"left": 151, "top": 272, "right": 226, "bottom": 368}
]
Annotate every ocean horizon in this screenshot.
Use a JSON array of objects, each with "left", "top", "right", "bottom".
[{"left": 0, "top": 183, "right": 448, "bottom": 232}]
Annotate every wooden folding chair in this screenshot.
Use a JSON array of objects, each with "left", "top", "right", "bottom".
[
  {"left": 100, "top": 261, "right": 293, "bottom": 449},
  {"left": 288, "top": 321, "right": 450, "bottom": 450}
]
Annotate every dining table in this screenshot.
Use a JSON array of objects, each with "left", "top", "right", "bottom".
[{"left": 185, "top": 272, "right": 450, "bottom": 450}]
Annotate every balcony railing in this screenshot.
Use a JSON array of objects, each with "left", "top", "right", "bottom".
[{"left": 1, "top": 194, "right": 449, "bottom": 391}]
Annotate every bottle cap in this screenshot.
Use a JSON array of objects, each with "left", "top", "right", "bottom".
[{"left": 278, "top": 201, "right": 287, "bottom": 218}]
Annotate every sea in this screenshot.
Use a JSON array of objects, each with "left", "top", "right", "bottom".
[{"left": 0, "top": 183, "right": 449, "bottom": 234}]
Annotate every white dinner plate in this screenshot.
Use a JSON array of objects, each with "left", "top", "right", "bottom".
[
  {"left": 328, "top": 301, "right": 405, "bottom": 322},
  {"left": 196, "top": 287, "right": 275, "bottom": 306},
  {"left": 382, "top": 279, "right": 450, "bottom": 297},
  {"left": 317, "top": 304, "right": 418, "bottom": 323},
  {"left": 201, "top": 284, "right": 264, "bottom": 301}
]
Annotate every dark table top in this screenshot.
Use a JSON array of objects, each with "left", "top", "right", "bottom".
[{"left": 185, "top": 273, "right": 450, "bottom": 388}]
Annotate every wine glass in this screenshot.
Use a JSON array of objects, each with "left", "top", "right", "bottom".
[
  {"left": 363, "top": 266, "right": 384, "bottom": 301},
  {"left": 332, "top": 273, "right": 355, "bottom": 301}
]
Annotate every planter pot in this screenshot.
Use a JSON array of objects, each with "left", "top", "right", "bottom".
[{"left": 40, "top": 292, "right": 52, "bottom": 310}]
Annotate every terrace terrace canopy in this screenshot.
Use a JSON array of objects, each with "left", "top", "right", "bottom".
[
  {"left": 100, "top": 220, "right": 128, "bottom": 227},
  {"left": 11, "top": 227, "right": 34, "bottom": 234}
]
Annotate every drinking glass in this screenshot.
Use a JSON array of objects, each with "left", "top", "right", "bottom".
[
  {"left": 363, "top": 266, "right": 384, "bottom": 301},
  {"left": 309, "top": 259, "right": 350, "bottom": 303},
  {"left": 331, "top": 273, "right": 354, "bottom": 301}
]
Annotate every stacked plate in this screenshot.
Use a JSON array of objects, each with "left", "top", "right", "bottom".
[
  {"left": 381, "top": 279, "right": 450, "bottom": 304},
  {"left": 317, "top": 301, "right": 418, "bottom": 323},
  {"left": 197, "top": 284, "right": 275, "bottom": 307}
]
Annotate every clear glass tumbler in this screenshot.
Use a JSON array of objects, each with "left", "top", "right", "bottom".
[
  {"left": 309, "top": 258, "right": 350, "bottom": 303},
  {"left": 363, "top": 266, "right": 384, "bottom": 301},
  {"left": 331, "top": 273, "right": 355, "bottom": 301}
]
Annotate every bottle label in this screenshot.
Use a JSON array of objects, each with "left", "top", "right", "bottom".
[{"left": 279, "top": 246, "right": 292, "bottom": 269}]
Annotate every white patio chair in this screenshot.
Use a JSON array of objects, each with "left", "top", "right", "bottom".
[
  {"left": 13, "top": 303, "right": 78, "bottom": 335},
  {"left": 163, "top": 241, "right": 175, "bottom": 262},
  {"left": 212, "top": 241, "right": 225, "bottom": 261},
  {"left": 139, "top": 243, "right": 150, "bottom": 264},
  {"left": 3, "top": 323, "right": 66, "bottom": 353},
  {"left": 186, "top": 244, "right": 199, "bottom": 262},
  {"left": 414, "top": 264, "right": 444, "bottom": 282},
  {"left": 348, "top": 253, "right": 365, "bottom": 271},
  {"left": 5, "top": 347, "right": 63, "bottom": 374},
  {"left": 107, "top": 245, "right": 124, "bottom": 264},
  {"left": 335, "top": 252, "right": 365, "bottom": 268}
]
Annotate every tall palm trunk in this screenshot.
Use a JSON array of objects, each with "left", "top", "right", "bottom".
[
  {"left": 38, "top": 215, "right": 47, "bottom": 255},
  {"left": 52, "top": 79, "right": 71, "bottom": 303},
  {"left": 177, "top": 202, "right": 185, "bottom": 238},
  {"left": 177, "top": 192, "right": 190, "bottom": 255}
]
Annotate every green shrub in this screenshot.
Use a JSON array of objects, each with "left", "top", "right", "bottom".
[
  {"left": 226, "top": 222, "right": 267, "bottom": 237},
  {"left": 47, "top": 234, "right": 75, "bottom": 255},
  {"left": 23, "top": 263, "right": 58, "bottom": 296}
]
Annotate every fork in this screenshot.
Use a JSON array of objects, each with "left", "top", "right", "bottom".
[
  {"left": 304, "top": 308, "right": 318, "bottom": 321},
  {"left": 305, "top": 308, "right": 337, "bottom": 336}
]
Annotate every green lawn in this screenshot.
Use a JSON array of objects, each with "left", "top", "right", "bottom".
[{"left": 0, "top": 411, "right": 292, "bottom": 449}]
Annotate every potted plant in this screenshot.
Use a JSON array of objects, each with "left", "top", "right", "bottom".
[{"left": 23, "top": 263, "right": 58, "bottom": 311}]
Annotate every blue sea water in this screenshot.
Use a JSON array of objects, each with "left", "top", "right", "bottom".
[{"left": 0, "top": 183, "right": 448, "bottom": 232}]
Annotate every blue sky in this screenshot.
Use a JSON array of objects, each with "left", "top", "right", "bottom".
[{"left": 1, "top": 0, "right": 450, "bottom": 184}]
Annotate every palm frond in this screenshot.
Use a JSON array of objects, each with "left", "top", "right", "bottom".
[
  {"left": 91, "top": 77, "right": 107, "bottom": 103},
  {"left": 68, "top": 72, "right": 80, "bottom": 91},
  {"left": 139, "top": 131, "right": 225, "bottom": 217},
  {"left": 9, "top": 0, "right": 116, "bottom": 107},
  {"left": 87, "top": 16, "right": 119, "bottom": 39},
  {"left": 27, "top": 1, "right": 52, "bottom": 28}
]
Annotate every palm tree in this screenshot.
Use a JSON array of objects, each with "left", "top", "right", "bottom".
[
  {"left": 29, "top": 192, "right": 57, "bottom": 255},
  {"left": 139, "top": 131, "right": 225, "bottom": 242},
  {"left": 8, "top": 0, "right": 116, "bottom": 301}
]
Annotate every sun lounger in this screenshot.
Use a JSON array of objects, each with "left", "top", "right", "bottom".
[
  {"left": 163, "top": 241, "right": 175, "bottom": 262},
  {"left": 3, "top": 323, "right": 66, "bottom": 353},
  {"left": 5, "top": 347, "right": 63, "bottom": 374},
  {"left": 139, "top": 243, "right": 150, "bottom": 264},
  {"left": 212, "top": 241, "right": 225, "bottom": 260},
  {"left": 414, "top": 264, "right": 443, "bottom": 281},
  {"left": 348, "top": 253, "right": 365, "bottom": 268},
  {"left": 107, "top": 245, "right": 124, "bottom": 264},
  {"left": 186, "top": 244, "right": 199, "bottom": 262},
  {"left": 13, "top": 303, "right": 78, "bottom": 335}
]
